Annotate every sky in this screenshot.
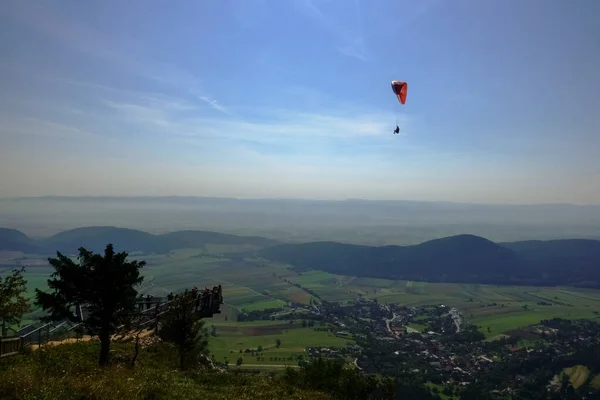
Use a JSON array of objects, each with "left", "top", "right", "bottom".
[{"left": 1, "top": 0, "right": 599, "bottom": 204}]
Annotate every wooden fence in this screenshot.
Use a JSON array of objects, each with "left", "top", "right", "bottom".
[{"left": 0, "top": 336, "right": 24, "bottom": 358}]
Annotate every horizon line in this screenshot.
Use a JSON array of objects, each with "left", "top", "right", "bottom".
[{"left": 1, "top": 195, "right": 599, "bottom": 207}]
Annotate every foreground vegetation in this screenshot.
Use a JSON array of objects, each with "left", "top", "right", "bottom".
[
  {"left": 0, "top": 336, "right": 447, "bottom": 399},
  {"left": 0, "top": 243, "right": 435, "bottom": 399},
  {"left": 0, "top": 340, "right": 331, "bottom": 399}
]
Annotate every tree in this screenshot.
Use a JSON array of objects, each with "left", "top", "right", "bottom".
[
  {"left": 34, "top": 244, "right": 145, "bottom": 367},
  {"left": 158, "top": 292, "right": 209, "bottom": 370},
  {"left": 0, "top": 267, "right": 30, "bottom": 336}
]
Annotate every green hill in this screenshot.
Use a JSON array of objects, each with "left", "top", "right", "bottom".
[
  {"left": 258, "top": 234, "right": 600, "bottom": 288},
  {"left": 0, "top": 226, "right": 281, "bottom": 255},
  {"left": 40, "top": 226, "right": 165, "bottom": 254},
  {"left": 4, "top": 226, "right": 600, "bottom": 287}
]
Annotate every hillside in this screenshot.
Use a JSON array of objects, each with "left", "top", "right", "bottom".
[
  {"left": 4, "top": 226, "right": 600, "bottom": 287},
  {"left": 258, "top": 234, "right": 600, "bottom": 287},
  {"left": 0, "top": 228, "right": 41, "bottom": 253},
  {"left": 0, "top": 226, "right": 281, "bottom": 255},
  {"left": 0, "top": 339, "right": 440, "bottom": 400}
]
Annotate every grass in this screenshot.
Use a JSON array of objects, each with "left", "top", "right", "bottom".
[
  {"left": 208, "top": 323, "right": 355, "bottom": 367},
  {"left": 424, "top": 382, "right": 458, "bottom": 400},
  {"left": 407, "top": 323, "right": 427, "bottom": 333},
  {"left": 561, "top": 365, "right": 591, "bottom": 389},
  {"left": 0, "top": 340, "right": 334, "bottom": 400}
]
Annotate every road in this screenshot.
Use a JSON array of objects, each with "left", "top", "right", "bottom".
[
  {"left": 449, "top": 308, "right": 462, "bottom": 333},
  {"left": 238, "top": 364, "right": 299, "bottom": 368},
  {"left": 384, "top": 312, "right": 398, "bottom": 335}
]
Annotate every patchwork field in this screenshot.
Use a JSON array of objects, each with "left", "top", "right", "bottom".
[
  {"left": 205, "top": 319, "right": 354, "bottom": 367},
  {"left": 3, "top": 247, "right": 600, "bottom": 340},
  {"left": 280, "top": 272, "right": 600, "bottom": 338}
]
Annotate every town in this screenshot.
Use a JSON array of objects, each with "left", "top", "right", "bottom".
[{"left": 234, "top": 295, "right": 600, "bottom": 399}]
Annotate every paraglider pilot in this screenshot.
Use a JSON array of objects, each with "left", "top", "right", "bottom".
[{"left": 390, "top": 81, "right": 407, "bottom": 135}]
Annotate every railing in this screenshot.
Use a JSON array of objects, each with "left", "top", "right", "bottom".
[
  {"left": 0, "top": 336, "right": 23, "bottom": 358},
  {"left": 115, "top": 290, "right": 223, "bottom": 339},
  {"left": 0, "top": 286, "right": 224, "bottom": 358}
]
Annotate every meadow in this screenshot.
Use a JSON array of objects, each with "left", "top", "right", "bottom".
[
  {"left": 4, "top": 243, "right": 600, "bottom": 357},
  {"left": 206, "top": 320, "right": 354, "bottom": 367},
  {"left": 290, "top": 271, "right": 600, "bottom": 339}
]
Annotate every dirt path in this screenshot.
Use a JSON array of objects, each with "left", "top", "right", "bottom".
[{"left": 30, "top": 335, "right": 96, "bottom": 350}]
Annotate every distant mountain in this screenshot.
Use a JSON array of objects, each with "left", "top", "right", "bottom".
[
  {"left": 0, "top": 226, "right": 281, "bottom": 255},
  {"left": 0, "top": 228, "right": 41, "bottom": 253},
  {"left": 258, "top": 234, "right": 600, "bottom": 288},
  {"left": 40, "top": 227, "right": 165, "bottom": 254}
]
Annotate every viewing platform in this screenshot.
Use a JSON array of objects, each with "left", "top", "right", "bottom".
[{"left": 0, "top": 285, "right": 224, "bottom": 358}]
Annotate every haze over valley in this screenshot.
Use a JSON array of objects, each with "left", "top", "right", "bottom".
[{"left": 2, "top": 196, "right": 600, "bottom": 245}]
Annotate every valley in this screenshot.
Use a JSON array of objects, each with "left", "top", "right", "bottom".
[{"left": 3, "top": 226, "right": 600, "bottom": 370}]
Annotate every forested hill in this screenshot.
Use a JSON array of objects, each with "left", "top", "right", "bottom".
[
  {"left": 0, "top": 226, "right": 281, "bottom": 255},
  {"left": 4, "top": 226, "right": 600, "bottom": 288},
  {"left": 258, "top": 234, "right": 600, "bottom": 288}
]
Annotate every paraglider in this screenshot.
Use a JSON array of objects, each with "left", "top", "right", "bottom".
[{"left": 391, "top": 80, "right": 407, "bottom": 134}]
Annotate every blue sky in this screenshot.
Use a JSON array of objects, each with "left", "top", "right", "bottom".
[{"left": 1, "top": 0, "right": 599, "bottom": 204}]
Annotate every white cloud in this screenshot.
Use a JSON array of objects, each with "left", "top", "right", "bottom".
[
  {"left": 0, "top": 76, "right": 422, "bottom": 176},
  {"left": 102, "top": 95, "right": 413, "bottom": 146}
]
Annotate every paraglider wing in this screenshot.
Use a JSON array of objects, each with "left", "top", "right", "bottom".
[{"left": 391, "top": 80, "right": 407, "bottom": 105}]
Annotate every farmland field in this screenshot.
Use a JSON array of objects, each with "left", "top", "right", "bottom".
[
  {"left": 3, "top": 247, "right": 600, "bottom": 340},
  {"left": 205, "top": 320, "right": 354, "bottom": 367}
]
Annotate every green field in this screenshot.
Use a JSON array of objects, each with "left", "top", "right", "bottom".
[
  {"left": 280, "top": 272, "right": 600, "bottom": 338},
  {"left": 4, "top": 247, "right": 600, "bottom": 341},
  {"left": 206, "top": 319, "right": 354, "bottom": 367}
]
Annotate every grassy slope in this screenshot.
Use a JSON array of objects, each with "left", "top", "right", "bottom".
[{"left": 0, "top": 341, "right": 332, "bottom": 400}]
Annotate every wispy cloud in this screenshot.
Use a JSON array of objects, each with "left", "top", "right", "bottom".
[
  {"left": 1, "top": 1, "right": 230, "bottom": 115},
  {"left": 104, "top": 96, "right": 410, "bottom": 144},
  {"left": 0, "top": 116, "right": 99, "bottom": 140},
  {"left": 338, "top": 0, "right": 367, "bottom": 61},
  {"left": 188, "top": 89, "right": 232, "bottom": 115},
  {"left": 380, "top": 0, "right": 445, "bottom": 36},
  {"left": 293, "top": 0, "right": 368, "bottom": 61},
  {"left": 12, "top": 77, "right": 420, "bottom": 165}
]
